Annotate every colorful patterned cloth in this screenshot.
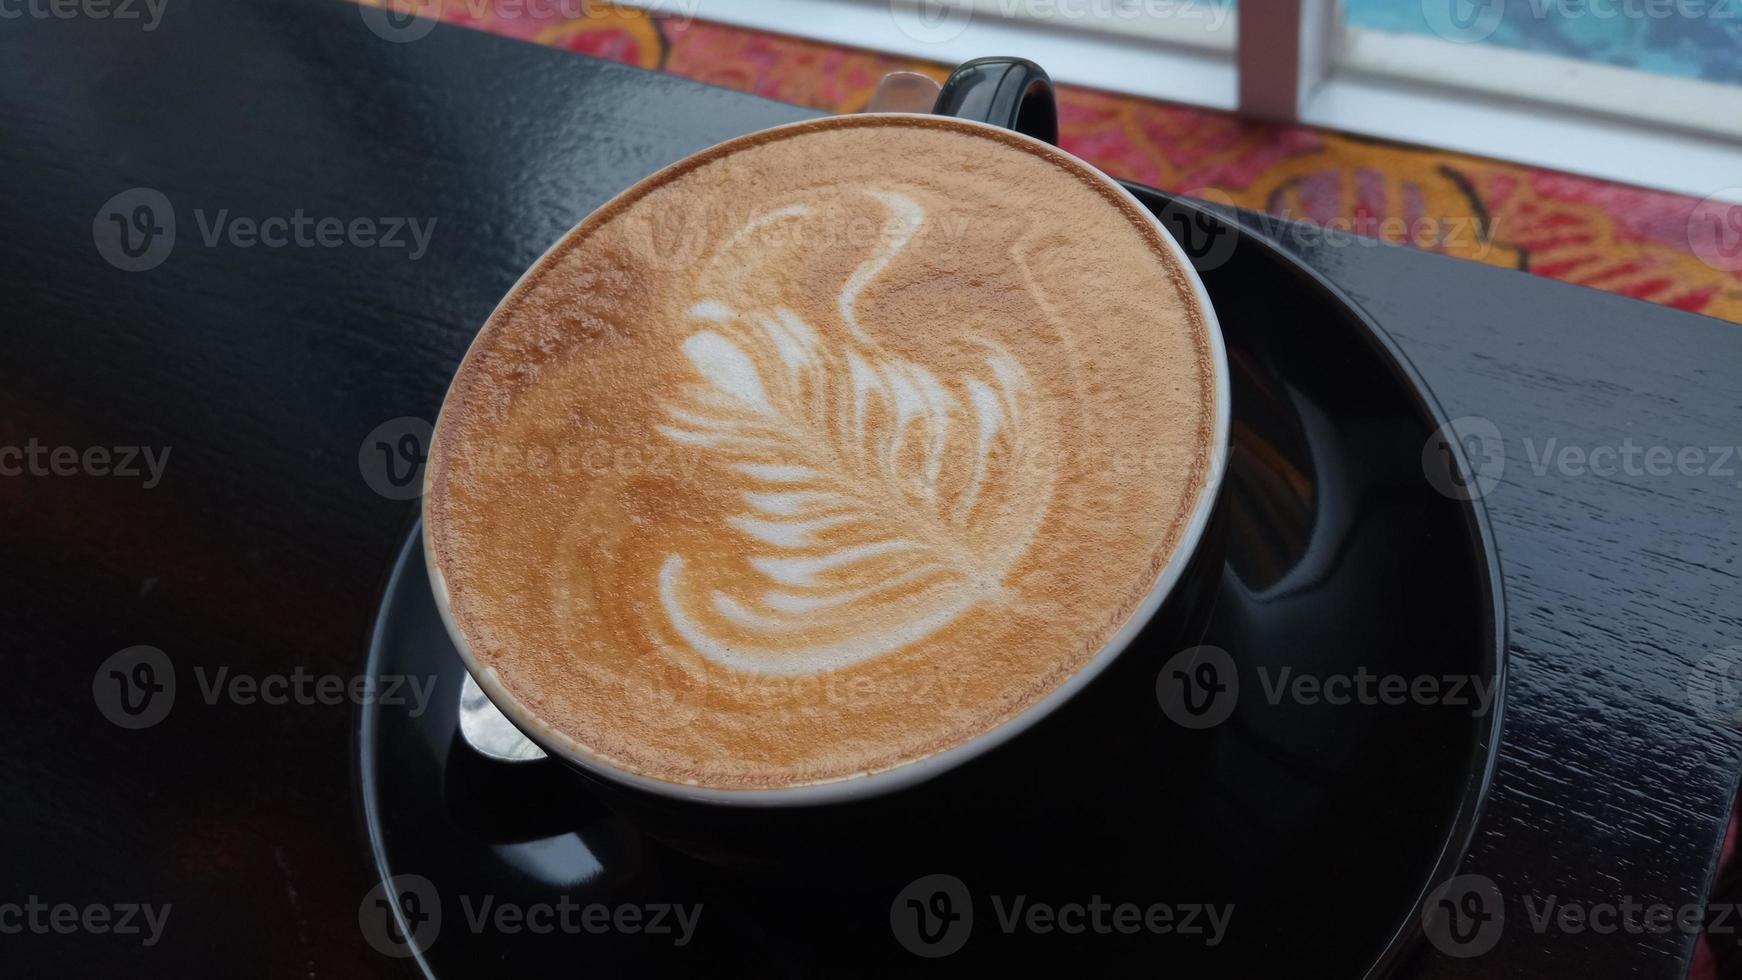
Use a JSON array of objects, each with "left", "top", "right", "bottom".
[{"left": 362, "top": 0, "right": 1742, "bottom": 326}]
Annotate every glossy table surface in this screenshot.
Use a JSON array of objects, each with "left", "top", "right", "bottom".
[{"left": 1, "top": 0, "right": 1739, "bottom": 976}]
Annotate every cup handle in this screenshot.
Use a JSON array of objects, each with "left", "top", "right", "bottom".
[{"left": 932, "top": 57, "right": 1058, "bottom": 146}]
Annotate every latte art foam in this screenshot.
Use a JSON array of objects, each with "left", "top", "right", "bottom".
[
  {"left": 427, "top": 115, "right": 1219, "bottom": 790},
  {"left": 655, "top": 190, "right": 1054, "bottom": 677}
]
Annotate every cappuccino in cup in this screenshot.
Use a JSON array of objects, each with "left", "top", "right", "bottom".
[{"left": 426, "top": 114, "right": 1223, "bottom": 792}]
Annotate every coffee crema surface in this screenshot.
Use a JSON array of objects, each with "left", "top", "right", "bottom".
[{"left": 427, "top": 115, "right": 1218, "bottom": 790}]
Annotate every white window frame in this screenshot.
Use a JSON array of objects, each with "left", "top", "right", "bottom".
[
  {"left": 623, "top": 0, "right": 1742, "bottom": 198},
  {"left": 627, "top": 0, "right": 1238, "bottom": 108},
  {"left": 1247, "top": 0, "right": 1742, "bottom": 197}
]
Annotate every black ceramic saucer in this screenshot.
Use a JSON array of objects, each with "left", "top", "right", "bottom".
[{"left": 355, "top": 188, "right": 1506, "bottom": 978}]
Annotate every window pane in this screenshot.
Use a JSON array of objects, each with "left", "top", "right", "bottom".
[
  {"left": 1347, "top": 0, "right": 1742, "bottom": 84},
  {"left": 935, "top": 0, "right": 1237, "bottom": 49}
]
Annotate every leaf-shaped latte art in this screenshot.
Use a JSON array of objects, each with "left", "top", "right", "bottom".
[{"left": 655, "top": 192, "right": 1055, "bottom": 676}]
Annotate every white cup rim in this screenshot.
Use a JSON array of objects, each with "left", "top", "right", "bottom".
[{"left": 422, "top": 113, "right": 1233, "bottom": 807}]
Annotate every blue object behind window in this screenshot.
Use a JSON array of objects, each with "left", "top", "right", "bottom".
[{"left": 1347, "top": 0, "right": 1742, "bottom": 85}]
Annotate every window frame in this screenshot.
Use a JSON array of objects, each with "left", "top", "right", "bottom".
[{"left": 623, "top": 0, "right": 1742, "bottom": 198}]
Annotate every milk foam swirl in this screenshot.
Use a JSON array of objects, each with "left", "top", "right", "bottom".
[
  {"left": 426, "top": 116, "right": 1219, "bottom": 789},
  {"left": 656, "top": 191, "right": 1055, "bottom": 676}
]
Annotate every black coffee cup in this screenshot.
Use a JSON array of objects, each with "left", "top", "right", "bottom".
[{"left": 426, "top": 57, "right": 1233, "bottom": 869}]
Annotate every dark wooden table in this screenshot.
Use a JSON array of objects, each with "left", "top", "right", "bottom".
[{"left": 1, "top": 0, "right": 1738, "bottom": 976}]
